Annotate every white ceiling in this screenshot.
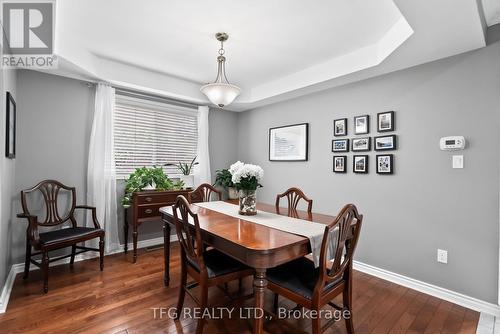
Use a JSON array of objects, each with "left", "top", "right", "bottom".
[
  {"left": 482, "top": 0, "right": 500, "bottom": 26},
  {"left": 51, "top": 0, "right": 488, "bottom": 111}
]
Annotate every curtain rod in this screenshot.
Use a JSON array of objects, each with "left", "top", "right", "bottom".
[{"left": 115, "top": 88, "right": 200, "bottom": 110}]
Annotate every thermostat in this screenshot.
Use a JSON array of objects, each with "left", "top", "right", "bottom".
[{"left": 440, "top": 136, "right": 465, "bottom": 151}]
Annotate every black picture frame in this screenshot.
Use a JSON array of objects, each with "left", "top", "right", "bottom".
[
  {"left": 5, "top": 92, "right": 16, "bottom": 159},
  {"left": 374, "top": 135, "right": 397, "bottom": 151},
  {"left": 333, "top": 155, "right": 347, "bottom": 173},
  {"left": 354, "top": 115, "right": 369, "bottom": 135},
  {"left": 332, "top": 139, "right": 350, "bottom": 152},
  {"left": 377, "top": 111, "right": 395, "bottom": 132},
  {"left": 376, "top": 154, "right": 394, "bottom": 174},
  {"left": 269, "top": 123, "right": 309, "bottom": 161},
  {"left": 353, "top": 155, "right": 368, "bottom": 173},
  {"left": 333, "top": 118, "right": 347, "bottom": 136},
  {"left": 352, "top": 137, "right": 371, "bottom": 152}
]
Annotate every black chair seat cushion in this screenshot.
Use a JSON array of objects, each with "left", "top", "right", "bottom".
[
  {"left": 187, "top": 249, "right": 249, "bottom": 278},
  {"left": 39, "top": 227, "right": 104, "bottom": 246},
  {"left": 267, "top": 257, "right": 343, "bottom": 299}
]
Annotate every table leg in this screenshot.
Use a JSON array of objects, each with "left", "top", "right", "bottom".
[
  {"left": 124, "top": 209, "right": 129, "bottom": 254},
  {"left": 253, "top": 268, "right": 267, "bottom": 334},
  {"left": 132, "top": 224, "right": 138, "bottom": 263},
  {"left": 163, "top": 221, "right": 171, "bottom": 286}
]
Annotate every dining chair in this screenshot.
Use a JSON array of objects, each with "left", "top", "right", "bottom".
[
  {"left": 275, "top": 187, "right": 313, "bottom": 217},
  {"left": 188, "top": 183, "right": 222, "bottom": 203},
  {"left": 17, "top": 180, "right": 105, "bottom": 293},
  {"left": 267, "top": 204, "right": 363, "bottom": 334},
  {"left": 173, "top": 195, "right": 254, "bottom": 334}
]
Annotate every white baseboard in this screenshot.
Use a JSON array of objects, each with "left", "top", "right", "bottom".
[
  {"left": 353, "top": 260, "right": 500, "bottom": 317},
  {"left": 0, "top": 235, "right": 178, "bottom": 314}
]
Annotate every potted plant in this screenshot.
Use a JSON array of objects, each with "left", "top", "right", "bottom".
[
  {"left": 121, "top": 166, "right": 183, "bottom": 208},
  {"left": 229, "top": 161, "right": 264, "bottom": 215},
  {"left": 214, "top": 169, "right": 238, "bottom": 199},
  {"left": 165, "top": 156, "right": 198, "bottom": 189}
]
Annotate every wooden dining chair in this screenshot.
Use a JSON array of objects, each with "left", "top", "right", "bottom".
[
  {"left": 17, "top": 180, "right": 105, "bottom": 293},
  {"left": 275, "top": 187, "right": 313, "bottom": 217},
  {"left": 267, "top": 204, "right": 363, "bottom": 334},
  {"left": 187, "top": 183, "right": 222, "bottom": 203},
  {"left": 173, "top": 195, "right": 254, "bottom": 334}
]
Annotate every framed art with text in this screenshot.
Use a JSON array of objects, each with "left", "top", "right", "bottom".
[
  {"left": 269, "top": 123, "right": 309, "bottom": 161},
  {"left": 376, "top": 154, "right": 394, "bottom": 174},
  {"left": 5, "top": 92, "right": 16, "bottom": 159}
]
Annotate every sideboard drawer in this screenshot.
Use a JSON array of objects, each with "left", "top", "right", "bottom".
[
  {"left": 136, "top": 204, "right": 165, "bottom": 218},
  {"left": 136, "top": 193, "right": 185, "bottom": 205}
]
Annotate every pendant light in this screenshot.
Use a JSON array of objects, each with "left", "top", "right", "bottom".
[{"left": 200, "top": 32, "right": 241, "bottom": 108}]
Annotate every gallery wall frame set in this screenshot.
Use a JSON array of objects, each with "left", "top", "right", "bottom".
[{"left": 269, "top": 123, "right": 309, "bottom": 161}]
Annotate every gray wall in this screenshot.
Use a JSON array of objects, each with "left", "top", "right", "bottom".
[
  {"left": 10, "top": 70, "right": 239, "bottom": 262},
  {"left": 237, "top": 40, "right": 500, "bottom": 303},
  {"left": 0, "top": 69, "right": 17, "bottom": 289}
]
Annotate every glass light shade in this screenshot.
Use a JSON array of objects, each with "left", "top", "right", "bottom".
[{"left": 200, "top": 83, "right": 241, "bottom": 108}]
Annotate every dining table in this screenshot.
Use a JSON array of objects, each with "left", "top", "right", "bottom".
[{"left": 160, "top": 199, "right": 335, "bottom": 334}]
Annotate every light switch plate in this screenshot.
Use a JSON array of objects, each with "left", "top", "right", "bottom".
[
  {"left": 437, "top": 249, "right": 448, "bottom": 264},
  {"left": 452, "top": 155, "right": 463, "bottom": 169}
]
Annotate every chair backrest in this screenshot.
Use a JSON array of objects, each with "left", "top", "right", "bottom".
[
  {"left": 275, "top": 187, "right": 313, "bottom": 217},
  {"left": 20, "top": 180, "right": 77, "bottom": 227},
  {"left": 172, "top": 195, "right": 206, "bottom": 273},
  {"left": 188, "top": 183, "right": 222, "bottom": 203},
  {"left": 316, "top": 204, "right": 363, "bottom": 292}
]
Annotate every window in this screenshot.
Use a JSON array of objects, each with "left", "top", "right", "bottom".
[{"left": 114, "top": 93, "right": 198, "bottom": 178}]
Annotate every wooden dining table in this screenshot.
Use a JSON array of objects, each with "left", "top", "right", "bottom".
[{"left": 161, "top": 199, "right": 335, "bottom": 334}]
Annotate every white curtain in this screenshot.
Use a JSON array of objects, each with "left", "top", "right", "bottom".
[
  {"left": 194, "top": 106, "right": 211, "bottom": 186},
  {"left": 87, "top": 83, "right": 120, "bottom": 253}
]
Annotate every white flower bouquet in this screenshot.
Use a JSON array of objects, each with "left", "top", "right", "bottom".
[{"left": 229, "top": 161, "right": 264, "bottom": 191}]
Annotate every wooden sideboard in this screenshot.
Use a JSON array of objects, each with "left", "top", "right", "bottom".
[{"left": 124, "top": 189, "right": 190, "bottom": 263}]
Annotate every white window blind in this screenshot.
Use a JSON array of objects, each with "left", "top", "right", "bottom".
[{"left": 114, "top": 94, "right": 198, "bottom": 178}]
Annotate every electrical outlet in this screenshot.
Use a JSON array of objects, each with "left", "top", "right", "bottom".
[
  {"left": 452, "top": 155, "right": 463, "bottom": 169},
  {"left": 437, "top": 249, "right": 448, "bottom": 264}
]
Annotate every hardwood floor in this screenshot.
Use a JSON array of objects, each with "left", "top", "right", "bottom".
[{"left": 0, "top": 243, "right": 479, "bottom": 333}]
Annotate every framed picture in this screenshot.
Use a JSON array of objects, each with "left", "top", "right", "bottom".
[
  {"left": 269, "top": 123, "right": 308, "bottom": 161},
  {"left": 377, "top": 111, "right": 394, "bottom": 132},
  {"left": 376, "top": 154, "right": 394, "bottom": 174},
  {"left": 5, "top": 92, "right": 16, "bottom": 159},
  {"left": 333, "top": 118, "right": 347, "bottom": 136},
  {"left": 354, "top": 115, "right": 369, "bottom": 134},
  {"left": 332, "top": 139, "right": 349, "bottom": 152},
  {"left": 333, "top": 155, "right": 347, "bottom": 173},
  {"left": 353, "top": 155, "right": 368, "bottom": 173},
  {"left": 352, "top": 137, "right": 371, "bottom": 152},
  {"left": 374, "top": 135, "right": 397, "bottom": 151}
]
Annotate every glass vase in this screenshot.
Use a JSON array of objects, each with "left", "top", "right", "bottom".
[{"left": 238, "top": 189, "right": 257, "bottom": 215}]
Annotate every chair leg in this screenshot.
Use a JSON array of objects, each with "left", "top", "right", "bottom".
[
  {"left": 311, "top": 307, "right": 321, "bottom": 334},
  {"left": 23, "top": 241, "right": 31, "bottom": 279},
  {"left": 70, "top": 245, "right": 76, "bottom": 269},
  {"left": 196, "top": 279, "right": 209, "bottom": 334},
  {"left": 99, "top": 237, "right": 104, "bottom": 271},
  {"left": 343, "top": 285, "right": 354, "bottom": 334},
  {"left": 175, "top": 261, "right": 187, "bottom": 320},
  {"left": 42, "top": 251, "right": 49, "bottom": 293},
  {"left": 273, "top": 293, "right": 279, "bottom": 314}
]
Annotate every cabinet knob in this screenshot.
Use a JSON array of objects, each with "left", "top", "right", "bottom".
[
  {"left": 145, "top": 209, "right": 153, "bottom": 214},
  {"left": 145, "top": 197, "right": 153, "bottom": 202}
]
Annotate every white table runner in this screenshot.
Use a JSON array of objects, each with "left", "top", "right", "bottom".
[{"left": 193, "top": 201, "right": 336, "bottom": 267}]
